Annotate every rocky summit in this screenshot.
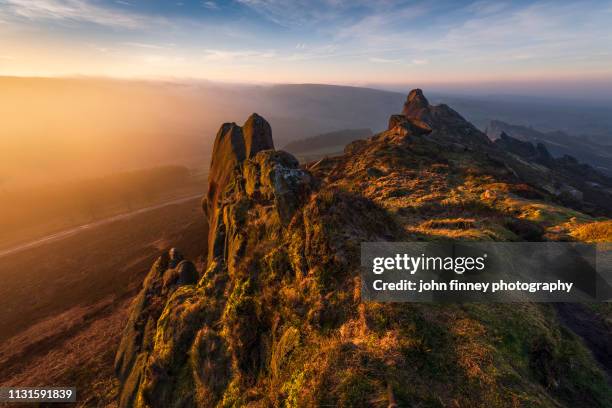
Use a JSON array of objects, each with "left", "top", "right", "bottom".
[{"left": 115, "top": 90, "right": 612, "bottom": 407}]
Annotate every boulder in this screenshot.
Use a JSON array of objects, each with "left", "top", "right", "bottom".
[
  {"left": 243, "top": 113, "right": 274, "bottom": 158},
  {"left": 402, "top": 88, "right": 430, "bottom": 119},
  {"left": 244, "top": 150, "right": 312, "bottom": 225}
]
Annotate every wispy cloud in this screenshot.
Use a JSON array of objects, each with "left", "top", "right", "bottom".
[
  {"left": 466, "top": 1, "right": 509, "bottom": 15},
  {"left": 368, "top": 57, "right": 429, "bottom": 65},
  {"left": 286, "top": 44, "right": 339, "bottom": 61},
  {"left": 435, "top": 1, "right": 612, "bottom": 63},
  {"left": 123, "top": 42, "right": 173, "bottom": 50},
  {"left": 368, "top": 57, "right": 399, "bottom": 64},
  {"left": 236, "top": 0, "right": 396, "bottom": 27},
  {"left": 319, "top": 0, "right": 612, "bottom": 70},
  {"left": 202, "top": 1, "right": 218, "bottom": 10},
  {"left": 334, "top": 3, "right": 430, "bottom": 43},
  {"left": 203, "top": 48, "right": 277, "bottom": 62},
  {"left": 0, "top": 0, "right": 161, "bottom": 29},
  {"left": 1, "top": 0, "right": 611, "bottom": 82}
]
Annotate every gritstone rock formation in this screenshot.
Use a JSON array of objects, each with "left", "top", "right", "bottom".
[
  {"left": 391, "top": 88, "right": 491, "bottom": 147},
  {"left": 493, "top": 131, "right": 612, "bottom": 213},
  {"left": 115, "top": 91, "right": 612, "bottom": 408},
  {"left": 204, "top": 113, "right": 312, "bottom": 265},
  {"left": 115, "top": 114, "right": 316, "bottom": 407}
]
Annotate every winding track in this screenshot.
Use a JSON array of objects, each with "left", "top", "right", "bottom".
[{"left": 0, "top": 193, "right": 202, "bottom": 259}]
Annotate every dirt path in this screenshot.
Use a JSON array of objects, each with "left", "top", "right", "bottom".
[
  {"left": 0, "top": 197, "right": 207, "bottom": 406},
  {"left": 0, "top": 193, "right": 203, "bottom": 259}
]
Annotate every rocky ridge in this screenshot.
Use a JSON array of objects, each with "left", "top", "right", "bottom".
[
  {"left": 494, "top": 131, "right": 612, "bottom": 209},
  {"left": 115, "top": 90, "right": 612, "bottom": 407},
  {"left": 487, "top": 119, "right": 612, "bottom": 176}
]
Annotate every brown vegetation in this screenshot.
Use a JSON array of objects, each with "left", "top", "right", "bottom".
[
  {"left": 0, "top": 198, "right": 207, "bottom": 407},
  {"left": 115, "top": 91, "right": 611, "bottom": 407}
]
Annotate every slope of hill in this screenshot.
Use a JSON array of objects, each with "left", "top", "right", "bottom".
[
  {"left": 283, "top": 128, "right": 373, "bottom": 161},
  {"left": 114, "top": 90, "right": 611, "bottom": 407},
  {"left": 0, "top": 197, "right": 207, "bottom": 407},
  {"left": 487, "top": 120, "right": 612, "bottom": 175},
  {"left": 438, "top": 94, "right": 612, "bottom": 139},
  {"left": 493, "top": 132, "right": 612, "bottom": 214},
  {"left": 283, "top": 128, "right": 372, "bottom": 153}
]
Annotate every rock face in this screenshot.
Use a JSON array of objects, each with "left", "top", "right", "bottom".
[
  {"left": 115, "top": 115, "right": 316, "bottom": 408},
  {"left": 494, "top": 131, "right": 612, "bottom": 213},
  {"left": 401, "top": 88, "right": 431, "bottom": 119},
  {"left": 116, "top": 91, "right": 612, "bottom": 408},
  {"left": 487, "top": 119, "right": 612, "bottom": 177},
  {"left": 204, "top": 114, "right": 275, "bottom": 263},
  {"left": 393, "top": 88, "right": 491, "bottom": 146},
  {"left": 114, "top": 249, "right": 198, "bottom": 408},
  {"left": 243, "top": 150, "right": 313, "bottom": 225},
  {"left": 495, "top": 132, "right": 539, "bottom": 158}
]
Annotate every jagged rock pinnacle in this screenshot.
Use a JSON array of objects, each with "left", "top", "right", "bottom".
[
  {"left": 391, "top": 88, "right": 491, "bottom": 146},
  {"left": 204, "top": 114, "right": 275, "bottom": 261},
  {"left": 206, "top": 114, "right": 274, "bottom": 214},
  {"left": 243, "top": 113, "right": 274, "bottom": 158},
  {"left": 402, "top": 88, "right": 430, "bottom": 119},
  {"left": 203, "top": 113, "right": 310, "bottom": 265}
]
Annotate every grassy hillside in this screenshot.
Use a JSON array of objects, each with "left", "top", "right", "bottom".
[
  {"left": 114, "top": 94, "right": 611, "bottom": 407},
  {"left": 0, "top": 197, "right": 207, "bottom": 407}
]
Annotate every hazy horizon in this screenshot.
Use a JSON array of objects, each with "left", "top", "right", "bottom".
[
  {"left": 3, "top": 73, "right": 612, "bottom": 102},
  {"left": 2, "top": 76, "right": 612, "bottom": 192}
]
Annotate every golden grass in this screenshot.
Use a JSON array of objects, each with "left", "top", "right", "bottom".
[
  {"left": 570, "top": 220, "right": 612, "bottom": 242},
  {"left": 421, "top": 218, "right": 476, "bottom": 230}
]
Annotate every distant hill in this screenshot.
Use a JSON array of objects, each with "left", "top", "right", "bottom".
[
  {"left": 487, "top": 120, "right": 612, "bottom": 175},
  {"left": 2, "top": 77, "right": 611, "bottom": 187},
  {"left": 434, "top": 93, "right": 612, "bottom": 140},
  {"left": 282, "top": 128, "right": 372, "bottom": 154}
]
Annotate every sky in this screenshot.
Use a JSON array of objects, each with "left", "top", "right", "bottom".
[{"left": 1, "top": 0, "right": 612, "bottom": 89}]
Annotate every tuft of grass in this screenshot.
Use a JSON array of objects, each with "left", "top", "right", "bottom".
[
  {"left": 570, "top": 220, "right": 612, "bottom": 242},
  {"left": 271, "top": 327, "right": 300, "bottom": 378}
]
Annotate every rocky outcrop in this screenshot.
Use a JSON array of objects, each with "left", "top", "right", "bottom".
[
  {"left": 387, "top": 114, "right": 432, "bottom": 136},
  {"left": 115, "top": 114, "right": 317, "bottom": 407},
  {"left": 493, "top": 132, "right": 557, "bottom": 164},
  {"left": 116, "top": 91, "right": 612, "bottom": 408},
  {"left": 114, "top": 249, "right": 198, "bottom": 408},
  {"left": 494, "top": 131, "right": 612, "bottom": 214},
  {"left": 487, "top": 119, "right": 612, "bottom": 177},
  {"left": 401, "top": 88, "right": 430, "bottom": 118},
  {"left": 204, "top": 114, "right": 276, "bottom": 263},
  {"left": 204, "top": 114, "right": 312, "bottom": 265},
  {"left": 395, "top": 89, "right": 491, "bottom": 147},
  {"left": 495, "top": 132, "right": 539, "bottom": 158}
]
